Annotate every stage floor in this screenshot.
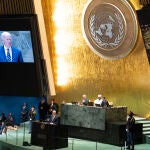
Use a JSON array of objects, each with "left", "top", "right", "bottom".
[{"left": 0, "top": 122, "right": 150, "bottom": 150}]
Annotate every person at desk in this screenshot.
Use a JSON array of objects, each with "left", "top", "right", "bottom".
[
  {"left": 80, "top": 94, "right": 89, "bottom": 106},
  {"left": 94, "top": 94, "right": 103, "bottom": 107},
  {"left": 47, "top": 110, "right": 59, "bottom": 125},
  {"left": 101, "top": 97, "right": 110, "bottom": 108},
  {"left": 0, "top": 31, "right": 23, "bottom": 62}
]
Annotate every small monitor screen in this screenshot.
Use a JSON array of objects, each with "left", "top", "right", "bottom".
[{"left": 0, "top": 31, "right": 34, "bottom": 63}]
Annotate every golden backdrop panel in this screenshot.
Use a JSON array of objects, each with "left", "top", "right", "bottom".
[{"left": 41, "top": 0, "right": 150, "bottom": 117}]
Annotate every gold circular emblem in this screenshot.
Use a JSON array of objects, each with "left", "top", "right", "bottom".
[
  {"left": 82, "top": 0, "right": 138, "bottom": 60},
  {"left": 40, "top": 123, "right": 45, "bottom": 130}
]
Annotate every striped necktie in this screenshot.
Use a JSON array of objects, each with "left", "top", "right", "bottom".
[{"left": 6, "top": 49, "right": 11, "bottom": 62}]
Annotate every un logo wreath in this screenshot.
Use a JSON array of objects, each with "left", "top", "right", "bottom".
[
  {"left": 90, "top": 13, "right": 124, "bottom": 49},
  {"left": 82, "top": 0, "right": 138, "bottom": 60}
]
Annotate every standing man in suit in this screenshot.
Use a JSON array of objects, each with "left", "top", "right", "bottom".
[
  {"left": 126, "top": 111, "right": 135, "bottom": 150},
  {"left": 28, "top": 105, "right": 36, "bottom": 134},
  {"left": 0, "top": 31, "right": 23, "bottom": 62},
  {"left": 38, "top": 97, "right": 48, "bottom": 121},
  {"left": 48, "top": 99, "right": 58, "bottom": 116}
]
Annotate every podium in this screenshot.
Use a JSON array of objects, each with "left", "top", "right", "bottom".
[{"left": 31, "top": 121, "right": 68, "bottom": 149}]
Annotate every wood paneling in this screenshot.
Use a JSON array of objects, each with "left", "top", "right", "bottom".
[{"left": 0, "top": 0, "right": 35, "bottom": 14}]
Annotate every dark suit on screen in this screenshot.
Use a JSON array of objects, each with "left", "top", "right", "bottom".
[{"left": 0, "top": 46, "right": 23, "bottom": 62}]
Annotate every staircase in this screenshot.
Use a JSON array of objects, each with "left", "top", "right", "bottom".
[{"left": 135, "top": 116, "right": 150, "bottom": 144}]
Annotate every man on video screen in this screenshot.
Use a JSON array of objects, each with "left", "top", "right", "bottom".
[{"left": 0, "top": 31, "right": 23, "bottom": 62}]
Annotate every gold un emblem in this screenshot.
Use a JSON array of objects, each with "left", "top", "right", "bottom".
[{"left": 82, "top": 0, "right": 138, "bottom": 60}]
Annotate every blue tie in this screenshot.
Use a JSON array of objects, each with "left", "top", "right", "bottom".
[{"left": 7, "top": 49, "right": 11, "bottom": 62}]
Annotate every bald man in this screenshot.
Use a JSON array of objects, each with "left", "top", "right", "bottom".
[{"left": 0, "top": 31, "right": 23, "bottom": 62}]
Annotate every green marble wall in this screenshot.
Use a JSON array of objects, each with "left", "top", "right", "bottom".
[
  {"left": 60, "top": 104, "right": 127, "bottom": 130},
  {"left": 60, "top": 104, "right": 106, "bottom": 130}
]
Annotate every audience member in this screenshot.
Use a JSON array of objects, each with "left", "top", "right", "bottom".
[
  {"left": 0, "top": 113, "right": 7, "bottom": 124},
  {"left": 38, "top": 97, "right": 48, "bottom": 121},
  {"left": 6, "top": 113, "right": 14, "bottom": 127},
  {"left": 21, "top": 102, "right": 28, "bottom": 122},
  {"left": 126, "top": 111, "right": 135, "bottom": 150},
  {"left": 80, "top": 94, "right": 89, "bottom": 106},
  {"left": 0, "top": 121, "right": 7, "bottom": 134},
  {"left": 28, "top": 106, "right": 36, "bottom": 134},
  {"left": 94, "top": 94, "right": 103, "bottom": 107},
  {"left": 48, "top": 99, "right": 58, "bottom": 116}
]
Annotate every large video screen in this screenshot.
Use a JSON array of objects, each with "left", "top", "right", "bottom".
[
  {"left": 0, "top": 31, "right": 34, "bottom": 63},
  {"left": 0, "top": 15, "right": 44, "bottom": 96}
]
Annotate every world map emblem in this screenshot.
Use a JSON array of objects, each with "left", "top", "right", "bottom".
[{"left": 82, "top": 0, "right": 138, "bottom": 60}]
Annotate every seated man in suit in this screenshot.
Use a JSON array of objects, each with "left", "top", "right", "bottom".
[
  {"left": 80, "top": 94, "right": 89, "bottom": 106},
  {"left": 0, "top": 31, "right": 23, "bottom": 62},
  {"left": 101, "top": 97, "right": 110, "bottom": 108},
  {"left": 94, "top": 94, "right": 103, "bottom": 107},
  {"left": 6, "top": 113, "right": 14, "bottom": 127},
  {"left": 47, "top": 110, "right": 59, "bottom": 125}
]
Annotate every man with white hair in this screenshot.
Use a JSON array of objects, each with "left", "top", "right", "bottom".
[
  {"left": 80, "top": 94, "right": 89, "bottom": 106},
  {"left": 48, "top": 110, "right": 59, "bottom": 125},
  {"left": 94, "top": 94, "right": 103, "bottom": 107},
  {"left": 0, "top": 31, "right": 23, "bottom": 62}
]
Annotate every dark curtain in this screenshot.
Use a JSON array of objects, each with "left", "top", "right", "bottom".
[{"left": 137, "top": 7, "right": 150, "bottom": 64}]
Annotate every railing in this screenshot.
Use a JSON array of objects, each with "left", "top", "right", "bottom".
[{"left": 0, "top": 123, "right": 125, "bottom": 150}]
